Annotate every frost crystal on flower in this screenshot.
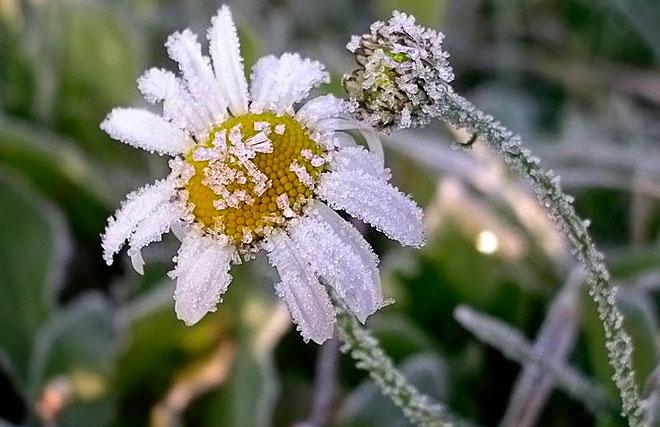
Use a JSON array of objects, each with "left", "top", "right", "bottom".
[
  {"left": 99, "top": 5, "right": 425, "bottom": 344},
  {"left": 343, "top": 10, "right": 454, "bottom": 132}
]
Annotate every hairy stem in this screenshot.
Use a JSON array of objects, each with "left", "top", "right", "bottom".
[
  {"left": 334, "top": 303, "right": 471, "bottom": 427},
  {"left": 434, "top": 89, "right": 644, "bottom": 427}
]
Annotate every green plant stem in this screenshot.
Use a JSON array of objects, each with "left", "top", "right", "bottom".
[
  {"left": 434, "top": 89, "right": 645, "bottom": 427},
  {"left": 334, "top": 303, "right": 471, "bottom": 427}
]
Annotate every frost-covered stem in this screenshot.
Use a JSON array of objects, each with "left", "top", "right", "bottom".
[
  {"left": 435, "top": 89, "right": 644, "bottom": 427},
  {"left": 334, "top": 303, "right": 469, "bottom": 427}
]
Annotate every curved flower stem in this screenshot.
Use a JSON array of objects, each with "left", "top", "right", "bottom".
[
  {"left": 434, "top": 90, "right": 644, "bottom": 427},
  {"left": 334, "top": 301, "right": 472, "bottom": 427}
]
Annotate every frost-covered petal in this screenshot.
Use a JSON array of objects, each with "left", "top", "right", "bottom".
[
  {"left": 100, "top": 108, "right": 192, "bottom": 155},
  {"left": 127, "top": 202, "right": 184, "bottom": 275},
  {"left": 138, "top": 68, "right": 213, "bottom": 137},
  {"left": 171, "top": 233, "right": 235, "bottom": 326},
  {"left": 208, "top": 5, "right": 249, "bottom": 116},
  {"left": 265, "top": 231, "right": 335, "bottom": 344},
  {"left": 316, "top": 169, "right": 425, "bottom": 247},
  {"left": 331, "top": 146, "right": 390, "bottom": 179},
  {"left": 317, "top": 118, "right": 384, "bottom": 167},
  {"left": 165, "top": 29, "right": 228, "bottom": 122},
  {"left": 295, "top": 95, "right": 348, "bottom": 127},
  {"left": 328, "top": 132, "right": 358, "bottom": 149},
  {"left": 290, "top": 202, "right": 382, "bottom": 322},
  {"left": 249, "top": 53, "right": 329, "bottom": 114},
  {"left": 101, "top": 179, "right": 175, "bottom": 265}
]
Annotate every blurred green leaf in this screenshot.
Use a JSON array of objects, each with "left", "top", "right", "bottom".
[
  {"left": 0, "top": 113, "right": 113, "bottom": 237},
  {"left": 338, "top": 352, "right": 448, "bottom": 427},
  {"left": 115, "top": 282, "right": 227, "bottom": 427},
  {"left": 195, "top": 262, "right": 287, "bottom": 427},
  {"left": 45, "top": 2, "right": 142, "bottom": 150},
  {"left": 0, "top": 1, "right": 35, "bottom": 118},
  {"left": 370, "top": 313, "right": 439, "bottom": 362},
  {"left": 0, "top": 170, "right": 70, "bottom": 386},
  {"left": 27, "top": 293, "right": 118, "bottom": 427},
  {"left": 376, "top": 0, "right": 447, "bottom": 27}
]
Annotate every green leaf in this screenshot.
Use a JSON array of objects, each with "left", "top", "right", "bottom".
[
  {"left": 34, "top": 1, "right": 142, "bottom": 151},
  {"left": 0, "top": 113, "right": 114, "bottom": 237},
  {"left": 27, "top": 293, "right": 118, "bottom": 427},
  {"left": 375, "top": 0, "right": 447, "bottom": 27},
  {"left": 0, "top": 170, "right": 70, "bottom": 385},
  {"left": 114, "top": 281, "right": 227, "bottom": 427},
  {"left": 195, "top": 262, "right": 288, "bottom": 427}
]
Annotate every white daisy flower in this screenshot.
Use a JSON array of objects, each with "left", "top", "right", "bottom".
[{"left": 100, "top": 5, "right": 424, "bottom": 344}]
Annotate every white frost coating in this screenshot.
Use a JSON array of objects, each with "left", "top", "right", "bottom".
[
  {"left": 165, "top": 29, "right": 228, "bottom": 123},
  {"left": 290, "top": 202, "right": 382, "bottom": 322},
  {"left": 208, "top": 5, "right": 249, "bottom": 116},
  {"left": 101, "top": 179, "right": 175, "bottom": 265},
  {"left": 265, "top": 231, "right": 335, "bottom": 344},
  {"left": 276, "top": 193, "right": 296, "bottom": 218},
  {"left": 289, "top": 161, "right": 314, "bottom": 188},
  {"left": 172, "top": 233, "right": 235, "bottom": 326},
  {"left": 249, "top": 53, "right": 330, "bottom": 114},
  {"left": 137, "top": 68, "right": 212, "bottom": 137},
  {"left": 317, "top": 118, "right": 384, "bottom": 169},
  {"left": 127, "top": 202, "right": 183, "bottom": 274},
  {"left": 100, "top": 108, "right": 191, "bottom": 155},
  {"left": 329, "top": 132, "right": 358, "bottom": 148},
  {"left": 317, "top": 169, "right": 425, "bottom": 247},
  {"left": 247, "top": 55, "right": 278, "bottom": 112},
  {"left": 296, "top": 95, "right": 348, "bottom": 127},
  {"left": 331, "top": 146, "right": 391, "bottom": 179}
]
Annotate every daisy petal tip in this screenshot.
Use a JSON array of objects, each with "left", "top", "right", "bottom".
[
  {"left": 130, "top": 250, "right": 145, "bottom": 275},
  {"left": 175, "top": 303, "right": 205, "bottom": 326}
]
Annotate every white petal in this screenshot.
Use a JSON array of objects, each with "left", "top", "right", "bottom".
[
  {"left": 295, "top": 95, "right": 348, "bottom": 127},
  {"left": 316, "top": 170, "right": 425, "bottom": 247},
  {"left": 317, "top": 118, "right": 384, "bottom": 168},
  {"left": 171, "top": 233, "right": 235, "bottom": 326},
  {"left": 329, "top": 132, "right": 358, "bottom": 148},
  {"left": 101, "top": 179, "right": 175, "bottom": 265},
  {"left": 247, "top": 55, "right": 278, "bottom": 110},
  {"left": 331, "top": 146, "right": 391, "bottom": 180},
  {"left": 127, "top": 202, "right": 183, "bottom": 275},
  {"left": 101, "top": 108, "right": 192, "bottom": 155},
  {"left": 138, "top": 68, "right": 213, "bottom": 137},
  {"left": 290, "top": 202, "right": 382, "bottom": 322},
  {"left": 165, "top": 29, "right": 228, "bottom": 123},
  {"left": 249, "top": 53, "right": 329, "bottom": 114},
  {"left": 265, "top": 231, "right": 335, "bottom": 344},
  {"left": 208, "top": 5, "right": 249, "bottom": 116}
]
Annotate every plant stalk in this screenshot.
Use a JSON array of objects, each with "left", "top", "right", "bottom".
[{"left": 434, "top": 89, "right": 644, "bottom": 427}]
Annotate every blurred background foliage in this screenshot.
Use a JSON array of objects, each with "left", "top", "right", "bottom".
[{"left": 0, "top": 0, "right": 659, "bottom": 426}]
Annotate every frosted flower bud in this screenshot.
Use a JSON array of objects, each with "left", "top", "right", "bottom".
[{"left": 343, "top": 11, "right": 454, "bottom": 133}]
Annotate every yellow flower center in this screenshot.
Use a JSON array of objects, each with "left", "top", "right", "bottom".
[{"left": 184, "top": 112, "right": 326, "bottom": 247}]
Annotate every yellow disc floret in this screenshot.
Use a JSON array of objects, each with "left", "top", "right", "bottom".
[{"left": 184, "top": 112, "right": 326, "bottom": 247}]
